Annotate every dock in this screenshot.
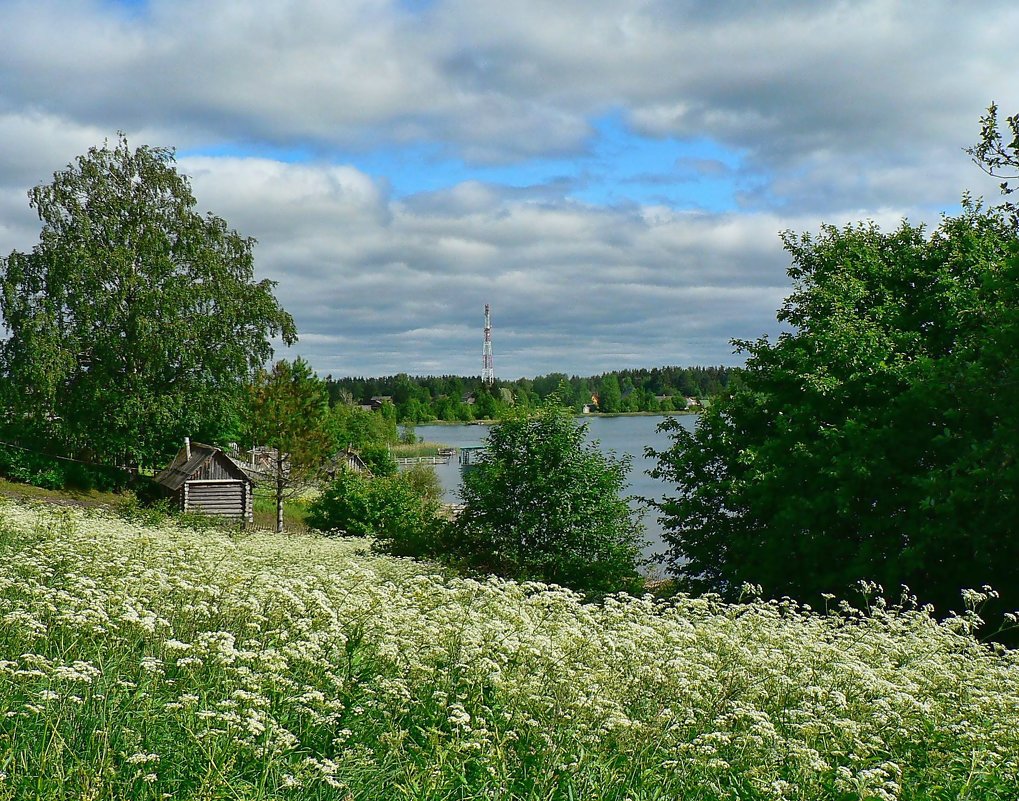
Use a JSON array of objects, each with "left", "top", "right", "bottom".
[
  {"left": 396, "top": 454, "right": 453, "bottom": 466},
  {"left": 396, "top": 447, "right": 459, "bottom": 466}
]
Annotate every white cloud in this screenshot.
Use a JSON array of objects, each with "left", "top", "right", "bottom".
[
  {"left": 2, "top": 0, "right": 1017, "bottom": 376},
  {"left": 177, "top": 156, "right": 914, "bottom": 376},
  {"left": 3, "top": 0, "right": 1016, "bottom": 178}
]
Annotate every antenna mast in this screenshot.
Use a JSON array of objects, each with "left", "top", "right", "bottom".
[{"left": 482, "top": 304, "right": 494, "bottom": 385}]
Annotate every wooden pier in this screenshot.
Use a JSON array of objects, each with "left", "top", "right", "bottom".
[
  {"left": 396, "top": 447, "right": 458, "bottom": 466},
  {"left": 396, "top": 454, "right": 452, "bottom": 466},
  {"left": 394, "top": 447, "right": 488, "bottom": 467}
]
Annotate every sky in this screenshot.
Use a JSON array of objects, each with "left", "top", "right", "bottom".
[{"left": 0, "top": 0, "right": 1016, "bottom": 378}]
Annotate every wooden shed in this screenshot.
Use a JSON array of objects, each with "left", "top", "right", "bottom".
[{"left": 153, "top": 439, "right": 254, "bottom": 522}]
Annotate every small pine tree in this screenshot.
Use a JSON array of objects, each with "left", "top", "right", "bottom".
[{"left": 247, "top": 358, "right": 333, "bottom": 533}]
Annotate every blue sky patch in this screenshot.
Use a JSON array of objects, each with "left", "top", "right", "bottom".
[{"left": 181, "top": 113, "right": 749, "bottom": 213}]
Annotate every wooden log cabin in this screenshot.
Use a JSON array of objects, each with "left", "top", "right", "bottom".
[{"left": 153, "top": 439, "right": 254, "bottom": 522}]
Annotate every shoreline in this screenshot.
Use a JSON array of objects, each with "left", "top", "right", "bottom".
[{"left": 411, "top": 410, "right": 700, "bottom": 426}]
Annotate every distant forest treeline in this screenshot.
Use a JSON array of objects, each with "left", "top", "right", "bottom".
[{"left": 324, "top": 366, "right": 736, "bottom": 423}]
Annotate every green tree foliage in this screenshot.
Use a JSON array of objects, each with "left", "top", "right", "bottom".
[
  {"left": 357, "top": 443, "right": 398, "bottom": 477},
  {"left": 449, "top": 403, "right": 646, "bottom": 594},
  {"left": 307, "top": 469, "right": 443, "bottom": 558},
  {"left": 400, "top": 462, "right": 444, "bottom": 503},
  {"left": 650, "top": 203, "right": 1019, "bottom": 613},
  {"left": 328, "top": 402, "right": 398, "bottom": 450},
  {"left": 324, "top": 366, "right": 730, "bottom": 421},
  {"left": 472, "top": 387, "right": 500, "bottom": 420},
  {"left": 0, "top": 135, "right": 296, "bottom": 468},
  {"left": 247, "top": 359, "right": 333, "bottom": 533},
  {"left": 968, "top": 102, "right": 1019, "bottom": 203},
  {"left": 0, "top": 445, "right": 133, "bottom": 491},
  {"left": 597, "top": 374, "right": 622, "bottom": 413},
  {"left": 398, "top": 424, "right": 418, "bottom": 445}
]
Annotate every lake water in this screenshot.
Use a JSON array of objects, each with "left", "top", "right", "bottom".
[{"left": 410, "top": 414, "right": 698, "bottom": 568}]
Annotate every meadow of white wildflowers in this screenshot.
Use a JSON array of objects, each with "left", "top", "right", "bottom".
[{"left": 0, "top": 499, "right": 1017, "bottom": 800}]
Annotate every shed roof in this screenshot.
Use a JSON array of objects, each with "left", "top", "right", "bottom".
[{"left": 153, "top": 442, "right": 252, "bottom": 492}]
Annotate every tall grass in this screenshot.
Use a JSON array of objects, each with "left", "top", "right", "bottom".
[
  {"left": 0, "top": 499, "right": 1017, "bottom": 799},
  {"left": 390, "top": 440, "right": 453, "bottom": 459}
]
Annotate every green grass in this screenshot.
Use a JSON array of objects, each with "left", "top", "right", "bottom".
[
  {"left": 0, "top": 475, "right": 133, "bottom": 509},
  {"left": 0, "top": 475, "right": 313, "bottom": 536},
  {"left": 0, "top": 500, "right": 1017, "bottom": 800},
  {"left": 251, "top": 490, "right": 313, "bottom": 533}
]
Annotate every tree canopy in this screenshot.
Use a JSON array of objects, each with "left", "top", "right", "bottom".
[
  {"left": 650, "top": 202, "right": 1019, "bottom": 613},
  {"left": 0, "top": 135, "right": 296, "bottom": 467},
  {"left": 450, "top": 403, "right": 646, "bottom": 594},
  {"left": 324, "top": 365, "right": 729, "bottom": 423}
]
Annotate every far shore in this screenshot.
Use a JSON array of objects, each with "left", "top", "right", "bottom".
[{"left": 413, "top": 409, "right": 700, "bottom": 426}]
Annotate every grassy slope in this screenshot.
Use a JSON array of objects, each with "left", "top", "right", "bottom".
[
  {"left": 0, "top": 476, "right": 131, "bottom": 509},
  {"left": 0, "top": 500, "right": 1017, "bottom": 800}
]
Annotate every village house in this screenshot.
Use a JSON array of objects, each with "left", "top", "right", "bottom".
[{"left": 153, "top": 439, "right": 255, "bottom": 522}]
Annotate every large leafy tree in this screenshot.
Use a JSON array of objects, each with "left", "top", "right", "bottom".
[
  {"left": 0, "top": 135, "right": 296, "bottom": 467},
  {"left": 650, "top": 203, "right": 1019, "bottom": 613},
  {"left": 328, "top": 401, "right": 398, "bottom": 451},
  {"left": 247, "top": 358, "right": 334, "bottom": 533},
  {"left": 450, "top": 403, "right": 646, "bottom": 594}
]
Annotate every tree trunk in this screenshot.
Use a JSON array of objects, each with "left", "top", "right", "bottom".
[{"left": 276, "top": 455, "right": 285, "bottom": 534}]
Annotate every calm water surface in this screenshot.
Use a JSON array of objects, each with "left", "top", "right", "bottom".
[{"left": 411, "top": 414, "right": 698, "bottom": 567}]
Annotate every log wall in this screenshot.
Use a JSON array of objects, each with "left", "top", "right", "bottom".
[{"left": 184, "top": 480, "right": 251, "bottom": 521}]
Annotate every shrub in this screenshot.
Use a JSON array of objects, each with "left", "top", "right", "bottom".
[
  {"left": 308, "top": 471, "right": 378, "bottom": 536},
  {"left": 358, "top": 443, "right": 398, "bottom": 477},
  {"left": 0, "top": 446, "right": 63, "bottom": 489},
  {"left": 0, "top": 443, "right": 135, "bottom": 491},
  {"left": 449, "top": 403, "right": 646, "bottom": 595},
  {"left": 401, "top": 462, "right": 443, "bottom": 503},
  {"left": 307, "top": 470, "right": 444, "bottom": 557}
]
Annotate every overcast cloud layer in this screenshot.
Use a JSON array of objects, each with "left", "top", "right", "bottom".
[{"left": 1, "top": 0, "right": 1015, "bottom": 377}]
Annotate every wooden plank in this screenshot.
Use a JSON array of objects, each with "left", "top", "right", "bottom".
[{"left": 186, "top": 480, "right": 245, "bottom": 518}]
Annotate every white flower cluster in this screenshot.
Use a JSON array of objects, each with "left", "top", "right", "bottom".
[{"left": 0, "top": 499, "right": 1017, "bottom": 800}]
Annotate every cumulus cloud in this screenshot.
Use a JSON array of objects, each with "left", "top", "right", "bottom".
[
  {"left": 1, "top": 0, "right": 1017, "bottom": 376},
  {"left": 2, "top": 3, "right": 1016, "bottom": 173},
  {"left": 174, "top": 156, "right": 921, "bottom": 377}
]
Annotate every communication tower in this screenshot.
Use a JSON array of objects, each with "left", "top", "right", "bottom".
[{"left": 482, "top": 304, "right": 494, "bottom": 385}]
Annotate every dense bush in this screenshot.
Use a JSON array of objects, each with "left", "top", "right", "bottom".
[
  {"left": 450, "top": 403, "right": 646, "bottom": 595},
  {"left": 356, "top": 443, "right": 398, "bottom": 477},
  {"left": 307, "top": 469, "right": 443, "bottom": 557},
  {"left": 400, "top": 461, "right": 444, "bottom": 503},
  {"left": 0, "top": 443, "right": 135, "bottom": 491}
]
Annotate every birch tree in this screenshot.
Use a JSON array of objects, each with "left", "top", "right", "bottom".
[{"left": 0, "top": 135, "right": 295, "bottom": 467}]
